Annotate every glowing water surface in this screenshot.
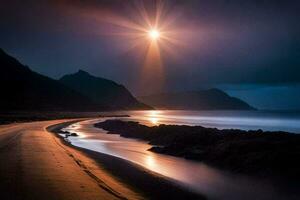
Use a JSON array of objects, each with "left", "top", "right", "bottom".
[
  {"left": 63, "top": 110, "right": 300, "bottom": 200},
  {"left": 127, "top": 110, "right": 300, "bottom": 133}
]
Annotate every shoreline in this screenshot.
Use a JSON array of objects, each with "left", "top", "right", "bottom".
[
  {"left": 0, "top": 111, "right": 102, "bottom": 125},
  {"left": 95, "top": 119, "right": 300, "bottom": 180},
  {"left": 47, "top": 120, "right": 206, "bottom": 200},
  {"left": 0, "top": 119, "right": 143, "bottom": 200}
]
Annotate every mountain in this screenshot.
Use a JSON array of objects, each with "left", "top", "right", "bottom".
[
  {"left": 138, "top": 89, "right": 254, "bottom": 110},
  {"left": 0, "top": 49, "right": 101, "bottom": 111},
  {"left": 60, "top": 70, "right": 151, "bottom": 110}
]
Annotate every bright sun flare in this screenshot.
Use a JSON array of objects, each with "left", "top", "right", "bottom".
[{"left": 148, "top": 29, "right": 160, "bottom": 40}]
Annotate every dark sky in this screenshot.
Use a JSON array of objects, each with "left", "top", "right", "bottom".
[{"left": 1, "top": 0, "right": 300, "bottom": 110}]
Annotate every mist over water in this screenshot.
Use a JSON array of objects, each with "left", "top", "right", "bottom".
[{"left": 63, "top": 110, "right": 300, "bottom": 200}]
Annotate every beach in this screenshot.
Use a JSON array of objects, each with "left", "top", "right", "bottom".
[
  {"left": 61, "top": 117, "right": 300, "bottom": 200},
  {"left": 1, "top": 114, "right": 299, "bottom": 200},
  {"left": 0, "top": 119, "right": 204, "bottom": 200}
]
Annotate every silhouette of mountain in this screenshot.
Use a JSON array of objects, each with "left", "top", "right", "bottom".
[
  {"left": 0, "top": 48, "right": 250, "bottom": 111},
  {"left": 0, "top": 49, "right": 101, "bottom": 111},
  {"left": 138, "top": 89, "right": 254, "bottom": 110},
  {"left": 60, "top": 70, "right": 151, "bottom": 110}
]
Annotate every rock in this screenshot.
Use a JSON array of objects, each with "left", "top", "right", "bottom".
[{"left": 95, "top": 119, "right": 300, "bottom": 178}]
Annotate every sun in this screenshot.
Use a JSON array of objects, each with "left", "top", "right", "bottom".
[{"left": 148, "top": 29, "right": 160, "bottom": 40}]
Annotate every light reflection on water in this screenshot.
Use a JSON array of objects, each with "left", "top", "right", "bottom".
[
  {"left": 63, "top": 110, "right": 300, "bottom": 200},
  {"left": 127, "top": 110, "right": 300, "bottom": 133},
  {"left": 148, "top": 110, "right": 160, "bottom": 125}
]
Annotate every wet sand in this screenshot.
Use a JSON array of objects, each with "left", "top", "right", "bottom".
[
  {"left": 0, "top": 119, "right": 204, "bottom": 200},
  {"left": 0, "top": 119, "right": 142, "bottom": 200},
  {"left": 49, "top": 120, "right": 205, "bottom": 200},
  {"left": 63, "top": 119, "right": 300, "bottom": 200}
]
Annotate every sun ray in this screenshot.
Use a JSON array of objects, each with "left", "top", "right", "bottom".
[{"left": 89, "top": 0, "right": 185, "bottom": 94}]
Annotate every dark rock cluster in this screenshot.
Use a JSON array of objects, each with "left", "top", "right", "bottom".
[{"left": 95, "top": 119, "right": 300, "bottom": 178}]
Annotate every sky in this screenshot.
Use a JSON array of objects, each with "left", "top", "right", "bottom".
[{"left": 1, "top": 0, "right": 300, "bottom": 110}]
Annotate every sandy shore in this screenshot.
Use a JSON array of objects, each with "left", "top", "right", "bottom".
[
  {"left": 0, "top": 119, "right": 142, "bottom": 200},
  {"left": 0, "top": 119, "right": 205, "bottom": 200}
]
